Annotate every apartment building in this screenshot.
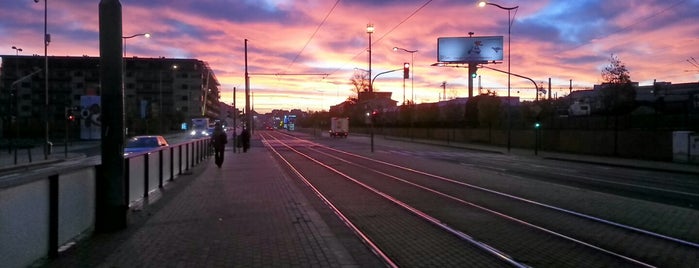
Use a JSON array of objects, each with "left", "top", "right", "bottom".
[{"left": 0, "top": 55, "right": 222, "bottom": 139}]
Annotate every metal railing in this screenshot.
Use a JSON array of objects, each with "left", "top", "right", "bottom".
[{"left": 0, "top": 138, "right": 211, "bottom": 268}]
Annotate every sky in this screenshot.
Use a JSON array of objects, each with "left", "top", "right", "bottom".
[{"left": 2, "top": 0, "right": 698, "bottom": 113}]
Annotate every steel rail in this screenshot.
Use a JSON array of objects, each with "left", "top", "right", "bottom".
[
  {"left": 310, "top": 139, "right": 699, "bottom": 250},
  {"left": 262, "top": 132, "right": 527, "bottom": 268},
  {"left": 259, "top": 134, "right": 399, "bottom": 268},
  {"left": 272, "top": 132, "right": 698, "bottom": 264},
  {"left": 304, "top": 144, "right": 656, "bottom": 267}
]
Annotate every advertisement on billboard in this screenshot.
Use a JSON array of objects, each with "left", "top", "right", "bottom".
[
  {"left": 437, "top": 36, "right": 504, "bottom": 63},
  {"left": 80, "top": 95, "right": 101, "bottom": 140}
]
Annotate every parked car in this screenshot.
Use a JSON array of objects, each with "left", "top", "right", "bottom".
[{"left": 124, "top": 135, "right": 169, "bottom": 156}]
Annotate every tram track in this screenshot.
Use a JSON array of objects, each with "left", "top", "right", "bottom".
[{"left": 261, "top": 131, "right": 699, "bottom": 267}]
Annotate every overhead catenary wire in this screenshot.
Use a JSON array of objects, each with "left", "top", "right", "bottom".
[
  {"left": 283, "top": 0, "right": 342, "bottom": 73},
  {"left": 568, "top": 0, "right": 689, "bottom": 51},
  {"left": 326, "top": 0, "right": 434, "bottom": 78}
]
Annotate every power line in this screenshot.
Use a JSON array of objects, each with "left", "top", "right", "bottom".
[
  {"left": 569, "top": 0, "right": 689, "bottom": 51},
  {"left": 284, "top": 0, "right": 341, "bottom": 72},
  {"left": 327, "top": 0, "right": 434, "bottom": 78}
]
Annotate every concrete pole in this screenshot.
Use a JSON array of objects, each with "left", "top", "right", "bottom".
[
  {"left": 468, "top": 63, "right": 476, "bottom": 98},
  {"left": 245, "top": 39, "right": 251, "bottom": 131},
  {"left": 232, "top": 87, "right": 237, "bottom": 152},
  {"left": 97, "top": 0, "right": 126, "bottom": 232}
]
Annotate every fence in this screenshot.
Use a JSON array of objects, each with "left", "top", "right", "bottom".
[{"left": 0, "top": 138, "right": 211, "bottom": 268}]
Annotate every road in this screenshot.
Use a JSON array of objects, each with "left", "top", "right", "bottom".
[{"left": 261, "top": 130, "right": 699, "bottom": 267}]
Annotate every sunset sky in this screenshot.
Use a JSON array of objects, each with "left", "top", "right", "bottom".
[{"left": 2, "top": 0, "right": 698, "bottom": 113}]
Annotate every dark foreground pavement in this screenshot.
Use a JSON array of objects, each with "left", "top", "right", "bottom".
[{"left": 42, "top": 135, "right": 380, "bottom": 268}]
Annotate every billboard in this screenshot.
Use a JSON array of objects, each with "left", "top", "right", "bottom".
[
  {"left": 80, "top": 95, "right": 101, "bottom": 140},
  {"left": 437, "top": 36, "right": 504, "bottom": 63}
]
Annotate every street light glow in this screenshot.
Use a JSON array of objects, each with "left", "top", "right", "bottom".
[
  {"left": 366, "top": 24, "right": 374, "bottom": 34},
  {"left": 478, "top": 1, "right": 487, "bottom": 7},
  {"left": 122, "top": 33, "right": 151, "bottom": 39}
]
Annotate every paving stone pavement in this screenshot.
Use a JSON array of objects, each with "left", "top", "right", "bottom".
[{"left": 43, "top": 137, "right": 373, "bottom": 268}]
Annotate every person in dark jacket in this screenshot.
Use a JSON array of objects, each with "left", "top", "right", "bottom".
[
  {"left": 240, "top": 127, "right": 250, "bottom": 152},
  {"left": 211, "top": 122, "right": 227, "bottom": 167}
]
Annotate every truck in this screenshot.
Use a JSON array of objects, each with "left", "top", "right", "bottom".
[
  {"left": 569, "top": 101, "right": 591, "bottom": 116},
  {"left": 190, "top": 117, "right": 210, "bottom": 138},
  {"left": 329, "top": 117, "right": 349, "bottom": 138}
]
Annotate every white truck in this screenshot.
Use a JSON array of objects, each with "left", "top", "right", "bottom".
[
  {"left": 569, "top": 101, "right": 591, "bottom": 116},
  {"left": 190, "top": 117, "right": 210, "bottom": 138},
  {"left": 329, "top": 117, "right": 349, "bottom": 138}
]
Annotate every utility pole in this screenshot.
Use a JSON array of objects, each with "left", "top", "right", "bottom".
[
  {"left": 245, "top": 39, "right": 250, "bottom": 132},
  {"left": 232, "top": 87, "right": 237, "bottom": 152},
  {"left": 441, "top": 81, "right": 447, "bottom": 101},
  {"left": 97, "top": 0, "right": 127, "bottom": 232}
]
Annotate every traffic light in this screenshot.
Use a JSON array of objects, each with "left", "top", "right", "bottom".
[
  {"left": 371, "top": 110, "right": 380, "bottom": 123},
  {"left": 534, "top": 122, "right": 541, "bottom": 129},
  {"left": 470, "top": 69, "right": 478, "bottom": 78},
  {"left": 403, "top": 62, "right": 410, "bottom": 79},
  {"left": 66, "top": 109, "right": 75, "bottom": 121}
]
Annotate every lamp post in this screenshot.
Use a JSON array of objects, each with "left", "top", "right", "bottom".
[
  {"left": 366, "top": 24, "right": 374, "bottom": 92},
  {"left": 393, "top": 47, "right": 417, "bottom": 104},
  {"left": 122, "top": 33, "right": 150, "bottom": 57},
  {"left": 122, "top": 33, "right": 150, "bottom": 124},
  {"left": 11, "top": 46, "right": 23, "bottom": 55},
  {"left": 34, "top": 0, "right": 51, "bottom": 159},
  {"left": 158, "top": 64, "right": 176, "bottom": 134},
  {"left": 11, "top": 46, "right": 22, "bottom": 77},
  {"left": 478, "top": 0, "right": 518, "bottom": 152}
]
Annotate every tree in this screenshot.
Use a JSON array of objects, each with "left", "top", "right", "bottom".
[
  {"left": 602, "top": 54, "right": 631, "bottom": 84},
  {"left": 464, "top": 90, "right": 500, "bottom": 127},
  {"left": 350, "top": 70, "right": 370, "bottom": 96},
  {"left": 600, "top": 54, "right": 636, "bottom": 115},
  {"left": 477, "top": 93, "right": 501, "bottom": 128}
]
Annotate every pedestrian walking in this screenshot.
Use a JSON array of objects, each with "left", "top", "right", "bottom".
[
  {"left": 211, "top": 122, "right": 227, "bottom": 167},
  {"left": 240, "top": 127, "right": 250, "bottom": 153}
]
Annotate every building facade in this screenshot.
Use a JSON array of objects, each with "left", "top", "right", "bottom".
[{"left": 0, "top": 55, "right": 222, "bottom": 139}]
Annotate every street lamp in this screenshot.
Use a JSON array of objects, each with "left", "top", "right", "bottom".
[
  {"left": 158, "top": 64, "right": 178, "bottom": 134},
  {"left": 366, "top": 24, "right": 374, "bottom": 92},
  {"left": 393, "top": 46, "right": 417, "bottom": 104},
  {"left": 478, "top": 0, "right": 518, "bottom": 152},
  {"left": 122, "top": 33, "right": 150, "bottom": 110},
  {"left": 34, "top": 0, "right": 51, "bottom": 159},
  {"left": 11, "top": 46, "right": 23, "bottom": 55},
  {"left": 122, "top": 33, "right": 151, "bottom": 57}
]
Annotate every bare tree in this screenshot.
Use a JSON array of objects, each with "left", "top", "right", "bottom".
[
  {"left": 350, "top": 70, "right": 370, "bottom": 96},
  {"left": 600, "top": 53, "right": 636, "bottom": 115},
  {"left": 602, "top": 53, "right": 631, "bottom": 84}
]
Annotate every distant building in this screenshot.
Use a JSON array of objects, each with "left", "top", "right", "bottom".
[
  {"left": 357, "top": 91, "right": 398, "bottom": 112},
  {"left": 569, "top": 81, "right": 699, "bottom": 115},
  {"left": 0, "top": 55, "right": 222, "bottom": 138}
]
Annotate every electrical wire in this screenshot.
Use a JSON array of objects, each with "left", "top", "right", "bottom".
[
  {"left": 284, "top": 0, "right": 341, "bottom": 72},
  {"left": 569, "top": 0, "right": 689, "bottom": 51},
  {"left": 326, "top": 0, "right": 434, "bottom": 78}
]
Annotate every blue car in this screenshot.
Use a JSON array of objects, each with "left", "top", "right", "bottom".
[{"left": 124, "top": 135, "right": 169, "bottom": 156}]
